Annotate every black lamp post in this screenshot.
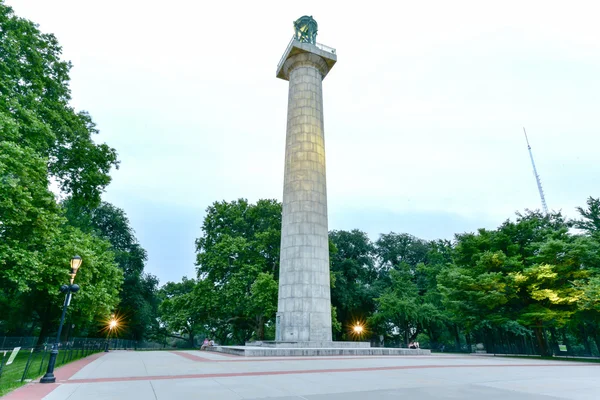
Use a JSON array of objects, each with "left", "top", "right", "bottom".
[
  {"left": 40, "top": 255, "right": 83, "bottom": 384},
  {"left": 104, "top": 317, "right": 117, "bottom": 352}
]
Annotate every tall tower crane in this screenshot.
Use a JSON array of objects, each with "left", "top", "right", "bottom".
[{"left": 523, "top": 127, "right": 549, "bottom": 215}]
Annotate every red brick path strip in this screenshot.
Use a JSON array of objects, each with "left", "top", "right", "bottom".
[
  {"left": 169, "top": 351, "right": 216, "bottom": 362},
  {"left": 205, "top": 350, "right": 240, "bottom": 357},
  {"left": 1, "top": 352, "right": 106, "bottom": 400},
  {"left": 64, "top": 362, "right": 599, "bottom": 384}
]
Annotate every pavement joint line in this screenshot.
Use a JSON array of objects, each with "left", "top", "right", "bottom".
[
  {"left": 140, "top": 351, "right": 152, "bottom": 376},
  {"left": 212, "top": 376, "right": 246, "bottom": 399},
  {"left": 149, "top": 380, "right": 159, "bottom": 400},
  {"left": 61, "top": 362, "right": 600, "bottom": 385}
]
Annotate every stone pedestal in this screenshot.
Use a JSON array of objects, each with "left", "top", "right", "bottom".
[
  {"left": 247, "top": 341, "right": 371, "bottom": 348},
  {"left": 275, "top": 40, "right": 337, "bottom": 342},
  {"left": 208, "top": 343, "right": 432, "bottom": 357}
]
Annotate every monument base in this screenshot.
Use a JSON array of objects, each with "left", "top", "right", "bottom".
[
  {"left": 206, "top": 341, "right": 431, "bottom": 357},
  {"left": 246, "top": 341, "right": 371, "bottom": 348}
]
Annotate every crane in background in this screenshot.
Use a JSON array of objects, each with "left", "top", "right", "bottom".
[{"left": 523, "top": 127, "right": 549, "bottom": 215}]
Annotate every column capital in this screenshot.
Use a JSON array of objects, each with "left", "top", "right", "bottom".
[
  {"left": 276, "top": 39, "right": 336, "bottom": 81},
  {"left": 282, "top": 53, "right": 329, "bottom": 81}
]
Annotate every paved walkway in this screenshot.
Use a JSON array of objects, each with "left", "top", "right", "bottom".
[{"left": 3, "top": 351, "right": 599, "bottom": 399}]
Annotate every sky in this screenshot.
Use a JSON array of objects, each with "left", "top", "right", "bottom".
[{"left": 8, "top": 0, "right": 600, "bottom": 284}]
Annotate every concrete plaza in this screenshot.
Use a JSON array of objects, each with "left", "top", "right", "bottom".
[{"left": 4, "top": 350, "right": 599, "bottom": 399}]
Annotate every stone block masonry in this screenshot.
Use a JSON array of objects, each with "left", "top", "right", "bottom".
[{"left": 276, "top": 46, "right": 336, "bottom": 342}]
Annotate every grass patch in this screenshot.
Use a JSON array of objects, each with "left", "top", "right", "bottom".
[{"left": 0, "top": 347, "right": 101, "bottom": 397}]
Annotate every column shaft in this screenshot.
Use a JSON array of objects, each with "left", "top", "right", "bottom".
[{"left": 277, "top": 53, "right": 332, "bottom": 342}]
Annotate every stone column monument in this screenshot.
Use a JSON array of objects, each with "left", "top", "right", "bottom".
[
  {"left": 207, "top": 17, "right": 431, "bottom": 355},
  {"left": 275, "top": 16, "right": 337, "bottom": 343}
]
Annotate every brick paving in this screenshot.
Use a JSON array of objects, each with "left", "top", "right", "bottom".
[{"left": 3, "top": 351, "right": 599, "bottom": 399}]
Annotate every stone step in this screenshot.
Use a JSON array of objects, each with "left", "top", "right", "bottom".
[
  {"left": 245, "top": 341, "right": 371, "bottom": 348},
  {"left": 208, "top": 346, "right": 431, "bottom": 357}
]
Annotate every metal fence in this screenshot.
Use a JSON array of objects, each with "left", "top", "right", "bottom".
[
  {"left": 105, "top": 339, "right": 166, "bottom": 351},
  {"left": 0, "top": 337, "right": 39, "bottom": 351},
  {"left": 0, "top": 336, "right": 173, "bottom": 396},
  {"left": 0, "top": 337, "right": 105, "bottom": 396}
]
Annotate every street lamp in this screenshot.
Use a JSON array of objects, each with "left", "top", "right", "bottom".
[
  {"left": 348, "top": 321, "right": 367, "bottom": 340},
  {"left": 40, "top": 256, "right": 83, "bottom": 384},
  {"left": 105, "top": 316, "right": 118, "bottom": 352}
]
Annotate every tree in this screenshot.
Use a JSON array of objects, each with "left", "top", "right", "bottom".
[
  {"left": 0, "top": 2, "right": 122, "bottom": 338},
  {"left": 0, "top": 142, "right": 62, "bottom": 295},
  {"left": 375, "top": 232, "right": 430, "bottom": 273},
  {"left": 329, "top": 230, "right": 377, "bottom": 339},
  {"left": 22, "top": 226, "right": 123, "bottom": 340},
  {"left": 158, "top": 277, "right": 200, "bottom": 347},
  {"left": 63, "top": 200, "right": 159, "bottom": 340},
  {"left": 438, "top": 211, "right": 597, "bottom": 356},
  {"left": 194, "top": 199, "right": 282, "bottom": 343},
  {"left": 0, "top": 2, "right": 118, "bottom": 208},
  {"left": 247, "top": 273, "right": 278, "bottom": 340},
  {"left": 0, "top": 142, "right": 122, "bottom": 338},
  {"left": 372, "top": 265, "right": 442, "bottom": 346},
  {"left": 575, "top": 197, "right": 600, "bottom": 237}
]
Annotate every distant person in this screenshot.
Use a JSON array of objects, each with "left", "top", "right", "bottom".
[
  {"left": 209, "top": 339, "right": 215, "bottom": 346},
  {"left": 409, "top": 341, "right": 416, "bottom": 349},
  {"left": 440, "top": 344, "right": 445, "bottom": 352},
  {"left": 201, "top": 338, "right": 210, "bottom": 350}
]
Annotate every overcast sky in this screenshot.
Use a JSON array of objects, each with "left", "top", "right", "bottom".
[{"left": 9, "top": 0, "right": 600, "bottom": 284}]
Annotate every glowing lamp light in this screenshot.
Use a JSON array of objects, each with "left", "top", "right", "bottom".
[
  {"left": 70, "top": 255, "right": 83, "bottom": 274},
  {"left": 353, "top": 325, "right": 364, "bottom": 334}
]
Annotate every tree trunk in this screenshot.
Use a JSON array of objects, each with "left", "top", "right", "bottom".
[
  {"left": 534, "top": 327, "right": 550, "bottom": 356},
  {"left": 186, "top": 328, "right": 195, "bottom": 348},
  {"left": 409, "top": 326, "right": 421, "bottom": 342},
  {"left": 256, "top": 316, "right": 265, "bottom": 340},
  {"left": 578, "top": 324, "right": 592, "bottom": 356},
  {"left": 37, "top": 315, "right": 55, "bottom": 344},
  {"left": 548, "top": 327, "right": 560, "bottom": 355},
  {"left": 453, "top": 324, "right": 461, "bottom": 350},
  {"left": 465, "top": 330, "right": 472, "bottom": 352},
  {"left": 428, "top": 325, "right": 439, "bottom": 350},
  {"left": 592, "top": 334, "right": 600, "bottom": 357},
  {"left": 484, "top": 328, "right": 494, "bottom": 353}
]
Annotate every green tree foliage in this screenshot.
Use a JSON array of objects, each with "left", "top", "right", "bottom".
[
  {"left": 160, "top": 197, "right": 600, "bottom": 355},
  {"left": 192, "top": 199, "right": 281, "bottom": 343},
  {"left": 329, "top": 230, "right": 377, "bottom": 339},
  {"left": 159, "top": 277, "right": 200, "bottom": 347},
  {"left": 573, "top": 197, "right": 600, "bottom": 352},
  {"left": 369, "top": 234, "right": 446, "bottom": 346},
  {"left": 575, "top": 197, "right": 600, "bottom": 238},
  {"left": 0, "top": 3, "right": 118, "bottom": 207},
  {"left": 0, "top": 2, "right": 122, "bottom": 339},
  {"left": 438, "top": 211, "right": 600, "bottom": 355},
  {"left": 63, "top": 200, "right": 160, "bottom": 340},
  {"left": 0, "top": 143, "right": 62, "bottom": 295}
]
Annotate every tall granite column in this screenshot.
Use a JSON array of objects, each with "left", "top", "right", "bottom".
[{"left": 275, "top": 41, "right": 337, "bottom": 342}]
